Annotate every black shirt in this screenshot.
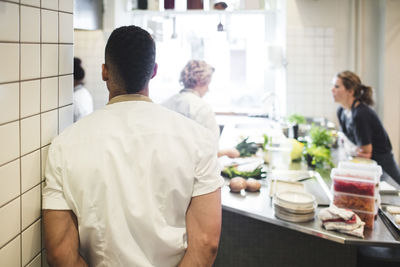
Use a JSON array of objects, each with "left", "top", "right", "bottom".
[{"left": 337, "top": 102, "right": 392, "bottom": 159}]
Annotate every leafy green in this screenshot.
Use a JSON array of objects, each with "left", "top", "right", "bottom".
[
  {"left": 303, "top": 144, "right": 334, "bottom": 169},
  {"left": 287, "top": 114, "right": 306, "bottom": 125},
  {"left": 235, "top": 137, "right": 259, "bottom": 157},
  {"left": 221, "top": 165, "right": 265, "bottom": 180},
  {"left": 309, "top": 125, "right": 333, "bottom": 147},
  {"left": 263, "top": 134, "right": 269, "bottom": 151}
]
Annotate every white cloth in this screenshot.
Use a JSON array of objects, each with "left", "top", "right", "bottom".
[
  {"left": 162, "top": 89, "right": 220, "bottom": 142},
  {"left": 318, "top": 205, "right": 365, "bottom": 238},
  {"left": 42, "top": 94, "right": 224, "bottom": 267},
  {"left": 73, "top": 84, "right": 93, "bottom": 122}
]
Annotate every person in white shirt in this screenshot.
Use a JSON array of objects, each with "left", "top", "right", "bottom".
[
  {"left": 73, "top": 57, "right": 93, "bottom": 122},
  {"left": 42, "top": 26, "right": 224, "bottom": 267},
  {"left": 163, "top": 60, "right": 240, "bottom": 158}
]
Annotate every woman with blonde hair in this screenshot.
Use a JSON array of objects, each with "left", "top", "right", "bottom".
[
  {"left": 332, "top": 70, "right": 400, "bottom": 183},
  {"left": 163, "top": 60, "right": 239, "bottom": 158}
]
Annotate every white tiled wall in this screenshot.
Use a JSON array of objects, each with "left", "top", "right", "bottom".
[
  {"left": 74, "top": 30, "right": 109, "bottom": 110},
  {"left": 286, "top": 26, "right": 337, "bottom": 123},
  {"left": 0, "top": 1, "right": 74, "bottom": 266}
]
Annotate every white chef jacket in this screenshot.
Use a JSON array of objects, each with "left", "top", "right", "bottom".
[
  {"left": 73, "top": 84, "right": 93, "bottom": 122},
  {"left": 42, "top": 94, "right": 224, "bottom": 267},
  {"left": 162, "top": 89, "right": 220, "bottom": 142}
]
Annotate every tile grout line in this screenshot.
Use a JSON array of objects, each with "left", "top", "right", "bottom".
[
  {"left": 0, "top": 73, "right": 74, "bottom": 86},
  {"left": 18, "top": 2, "right": 22, "bottom": 266},
  {"left": 40, "top": 0, "right": 44, "bottom": 263}
]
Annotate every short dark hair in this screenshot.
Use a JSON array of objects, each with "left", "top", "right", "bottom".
[
  {"left": 74, "top": 57, "right": 85, "bottom": 81},
  {"left": 105, "top": 26, "right": 156, "bottom": 94}
]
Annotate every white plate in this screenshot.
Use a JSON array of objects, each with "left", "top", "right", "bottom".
[
  {"left": 275, "top": 191, "right": 316, "bottom": 210},
  {"left": 274, "top": 208, "right": 315, "bottom": 223}
]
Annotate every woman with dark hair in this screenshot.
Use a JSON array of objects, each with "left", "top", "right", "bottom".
[
  {"left": 332, "top": 70, "right": 400, "bottom": 183},
  {"left": 73, "top": 57, "right": 93, "bottom": 122}
]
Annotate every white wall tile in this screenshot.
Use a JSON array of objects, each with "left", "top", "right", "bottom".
[
  {"left": 0, "top": 236, "right": 20, "bottom": 267},
  {"left": 21, "top": 44, "right": 41, "bottom": 80},
  {"left": 59, "top": 45, "right": 73, "bottom": 75},
  {"left": 21, "top": 151, "right": 40, "bottom": 193},
  {"left": 22, "top": 185, "right": 41, "bottom": 230},
  {"left": 22, "top": 220, "right": 41, "bottom": 266},
  {"left": 0, "top": 83, "right": 19, "bottom": 125},
  {"left": 21, "top": 0, "right": 40, "bottom": 7},
  {"left": 21, "top": 80, "right": 40, "bottom": 118},
  {"left": 41, "top": 77, "right": 58, "bottom": 112},
  {"left": 41, "top": 110, "right": 58, "bottom": 146},
  {"left": 42, "top": 0, "right": 58, "bottom": 10},
  {"left": 0, "top": 198, "right": 20, "bottom": 248},
  {"left": 0, "top": 160, "right": 20, "bottom": 207},
  {"left": 59, "top": 12, "right": 73, "bottom": 43},
  {"left": 0, "top": 122, "right": 19, "bottom": 166},
  {"left": 42, "top": 44, "right": 59, "bottom": 77},
  {"left": 0, "top": 2, "right": 19, "bottom": 42},
  {"left": 59, "top": 105, "right": 73, "bottom": 133},
  {"left": 26, "top": 253, "right": 41, "bottom": 267},
  {"left": 41, "top": 145, "right": 50, "bottom": 181},
  {"left": 59, "top": 0, "right": 73, "bottom": 12},
  {"left": 0, "top": 44, "right": 19, "bottom": 83},
  {"left": 59, "top": 74, "right": 73, "bottom": 106},
  {"left": 21, "top": 6, "right": 40, "bottom": 42},
  {"left": 42, "top": 10, "right": 58, "bottom": 43},
  {"left": 21, "top": 115, "right": 40, "bottom": 155}
]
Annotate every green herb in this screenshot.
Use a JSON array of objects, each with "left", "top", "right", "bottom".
[
  {"left": 303, "top": 144, "right": 334, "bottom": 169},
  {"left": 309, "top": 125, "right": 333, "bottom": 147},
  {"left": 221, "top": 165, "right": 266, "bottom": 180},
  {"left": 235, "top": 137, "right": 259, "bottom": 157},
  {"left": 287, "top": 114, "right": 306, "bottom": 125},
  {"left": 263, "top": 134, "right": 269, "bottom": 151}
]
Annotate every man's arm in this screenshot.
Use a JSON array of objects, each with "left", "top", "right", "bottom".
[
  {"left": 178, "top": 188, "right": 222, "bottom": 267},
  {"left": 42, "top": 210, "right": 88, "bottom": 267}
]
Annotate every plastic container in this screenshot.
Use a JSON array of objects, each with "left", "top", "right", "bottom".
[
  {"left": 352, "top": 209, "right": 375, "bottom": 229},
  {"left": 331, "top": 167, "right": 380, "bottom": 185},
  {"left": 338, "top": 161, "right": 382, "bottom": 177},
  {"left": 332, "top": 175, "right": 376, "bottom": 196},
  {"left": 333, "top": 191, "right": 376, "bottom": 213}
]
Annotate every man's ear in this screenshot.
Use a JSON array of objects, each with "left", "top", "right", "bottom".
[
  {"left": 102, "top": 64, "right": 109, "bottom": 81},
  {"left": 150, "top": 63, "right": 158, "bottom": 79}
]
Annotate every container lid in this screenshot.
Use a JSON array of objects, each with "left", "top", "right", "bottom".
[
  {"left": 338, "top": 161, "right": 382, "bottom": 176},
  {"left": 333, "top": 190, "right": 377, "bottom": 200},
  {"left": 275, "top": 191, "right": 316, "bottom": 210},
  {"left": 331, "top": 167, "right": 380, "bottom": 184}
]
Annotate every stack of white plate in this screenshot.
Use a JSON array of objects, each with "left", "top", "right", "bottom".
[{"left": 273, "top": 191, "right": 317, "bottom": 222}]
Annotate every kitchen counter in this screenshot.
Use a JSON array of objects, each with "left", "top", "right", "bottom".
[
  {"left": 214, "top": 115, "right": 400, "bottom": 267},
  {"left": 220, "top": 172, "right": 400, "bottom": 247}
]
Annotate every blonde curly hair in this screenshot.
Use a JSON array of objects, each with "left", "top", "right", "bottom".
[{"left": 179, "top": 60, "right": 215, "bottom": 89}]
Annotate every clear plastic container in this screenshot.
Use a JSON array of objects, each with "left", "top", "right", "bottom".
[
  {"left": 338, "top": 161, "right": 382, "bottom": 177},
  {"left": 331, "top": 167, "right": 380, "bottom": 185},
  {"left": 352, "top": 209, "right": 376, "bottom": 229},
  {"left": 332, "top": 175, "right": 376, "bottom": 196},
  {"left": 333, "top": 191, "right": 376, "bottom": 213}
]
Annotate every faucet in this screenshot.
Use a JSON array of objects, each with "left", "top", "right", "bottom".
[{"left": 261, "top": 91, "right": 280, "bottom": 122}]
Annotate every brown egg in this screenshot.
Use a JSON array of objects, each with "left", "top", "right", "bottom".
[
  {"left": 229, "top": 177, "right": 247, "bottom": 193},
  {"left": 246, "top": 178, "right": 261, "bottom": 192}
]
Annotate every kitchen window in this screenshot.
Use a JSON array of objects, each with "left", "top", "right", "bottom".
[{"left": 129, "top": 7, "right": 286, "bottom": 117}]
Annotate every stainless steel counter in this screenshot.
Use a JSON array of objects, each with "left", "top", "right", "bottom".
[
  {"left": 221, "top": 172, "right": 400, "bottom": 247},
  {"left": 218, "top": 114, "right": 400, "bottom": 248}
]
